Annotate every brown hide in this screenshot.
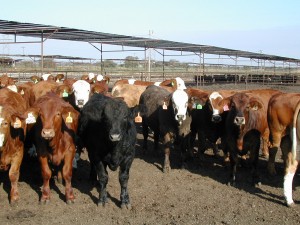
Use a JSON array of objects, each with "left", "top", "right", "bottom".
[
  {"left": 112, "top": 84, "right": 148, "bottom": 107},
  {"left": 28, "top": 92, "right": 79, "bottom": 203},
  {"left": 0, "top": 74, "right": 16, "bottom": 87},
  {"left": 267, "top": 92, "right": 300, "bottom": 175},
  {"left": 0, "top": 88, "right": 27, "bottom": 203},
  {"left": 29, "top": 81, "right": 58, "bottom": 106}
]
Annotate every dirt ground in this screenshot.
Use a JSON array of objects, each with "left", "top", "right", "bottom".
[{"left": 0, "top": 83, "right": 300, "bottom": 225}]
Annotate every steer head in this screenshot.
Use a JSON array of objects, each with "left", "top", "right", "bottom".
[
  {"left": 218, "top": 92, "right": 263, "bottom": 127},
  {"left": 162, "top": 90, "right": 189, "bottom": 125},
  {"left": 0, "top": 105, "right": 26, "bottom": 150},
  {"left": 102, "top": 98, "right": 134, "bottom": 142},
  {"left": 27, "top": 94, "right": 79, "bottom": 141},
  {"left": 207, "top": 91, "right": 226, "bottom": 123},
  {"left": 72, "top": 80, "right": 91, "bottom": 109}
]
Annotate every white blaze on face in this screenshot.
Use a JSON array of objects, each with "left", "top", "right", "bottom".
[
  {"left": 154, "top": 82, "right": 161, "bottom": 86},
  {"left": 96, "top": 74, "right": 104, "bottom": 81},
  {"left": 88, "top": 73, "right": 95, "bottom": 80},
  {"left": 175, "top": 77, "right": 187, "bottom": 90},
  {"left": 209, "top": 92, "right": 223, "bottom": 116},
  {"left": 72, "top": 80, "right": 91, "bottom": 108},
  {"left": 0, "top": 133, "right": 4, "bottom": 147},
  {"left": 0, "top": 117, "right": 4, "bottom": 147},
  {"left": 42, "top": 73, "right": 51, "bottom": 81},
  {"left": 171, "top": 89, "right": 188, "bottom": 121}
]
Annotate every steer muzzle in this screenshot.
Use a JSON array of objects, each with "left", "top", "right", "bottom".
[
  {"left": 212, "top": 114, "right": 222, "bottom": 123},
  {"left": 77, "top": 99, "right": 84, "bottom": 108},
  {"left": 109, "top": 133, "right": 121, "bottom": 142},
  {"left": 234, "top": 116, "right": 245, "bottom": 126},
  {"left": 41, "top": 129, "right": 55, "bottom": 140},
  {"left": 176, "top": 114, "right": 186, "bottom": 125}
]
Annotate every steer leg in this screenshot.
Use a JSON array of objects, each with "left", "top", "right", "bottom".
[
  {"left": 95, "top": 161, "right": 108, "bottom": 206},
  {"left": 9, "top": 150, "right": 23, "bottom": 204},
  {"left": 63, "top": 150, "right": 75, "bottom": 204},
  {"left": 228, "top": 151, "right": 239, "bottom": 186},
  {"left": 119, "top": 156, "right": 134, "bottom": 209},
  {"left": 268, "top": 131, "right": 282, "bottom": 175},
  {"left": 283, "top": 151, "right": 298, "bottom": 207},
  {"left": 162, "top": 133, "right": 173, "bottom": 173},
  {"left": 244, "top": 130, "right": 261, "bottom": 186},
  {"left": 142, "top": 120, "right": 149, "bottom": 152},
  {"left": 39, "top": 156, "right": 52, "bottom": 203}
]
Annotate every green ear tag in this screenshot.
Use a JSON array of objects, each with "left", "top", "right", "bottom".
[
  {"left": 171, "top": 81, "right": 174, "bottom": 86},
  {"left": 196, "top": 104, "right": 202, "bottom": 110},
  {"left": 62, "top": 90, "right": 68, "bottom": 97}
]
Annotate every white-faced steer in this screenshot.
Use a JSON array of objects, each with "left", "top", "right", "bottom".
[{"left": 139, "top": 85, "right": 192, "bottom": 172}]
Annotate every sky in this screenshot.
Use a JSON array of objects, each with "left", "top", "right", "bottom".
[{"left": 1, "top": 0, "right": 300, "bottom": 64}]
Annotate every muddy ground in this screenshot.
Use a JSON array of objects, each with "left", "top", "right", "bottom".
[{"left": 0, "top": 83, "right": 299, "bottom": 225}]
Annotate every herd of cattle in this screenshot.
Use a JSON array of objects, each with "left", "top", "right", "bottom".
[{"left": 0, "top": 72, "right": 299, "bottom": 208}]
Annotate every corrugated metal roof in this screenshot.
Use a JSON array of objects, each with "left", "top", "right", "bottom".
[{"left": 0, "top": 19, "right": 299, "bottom": 63}]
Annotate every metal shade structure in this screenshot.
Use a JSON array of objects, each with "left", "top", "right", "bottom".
[{"left": 0, "top": 19, "right": 299, "bottom": 63}]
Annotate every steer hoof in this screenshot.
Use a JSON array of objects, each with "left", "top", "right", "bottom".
[
  {"left": 227, "top": 180, "right": 236, "bottom": 187},
  {"left": 66, "top": 199, "right": 75, "bottom": 204},
  {"left": 121, "top": 203, "right": 132, "bottom": 210},
  {"left": 286, "top": 201, "right": 296, "bottom": 208},
  {"left": 163, "top": 166, "right": 171, "bottom": 173},
  {"left": 10, "top": 199, "right": 19, "bottom": 207},
  {"left": 39, "top": 199, "right": 50, "bottom": 205}
]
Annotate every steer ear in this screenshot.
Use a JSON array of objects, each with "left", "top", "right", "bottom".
[
  {"left": 249, "top": 97, "right": 263, "bottom": 111},
  {"left": 218, "top": 97, "right": 231, "bottom": 112},
  {"left": 10, "top": 113, "right": 26, "bottom": 129},
  {"left": 62, "top": 106, "right": 79, "bottom": 130}
]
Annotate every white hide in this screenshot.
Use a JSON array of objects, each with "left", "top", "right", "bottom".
[
  {"left": 88, "top": 73, "right": 95, "bottom": 80},
  {"left": 96, "top": 74, "right": 104, "bottom": 81},
  {"left": 128, "top": 78, "right": 136, "bottom": 85},
  {"left": 42, "top": 74, "right": 51, "bottom": 81},
  {"left": 171, "top": 89, "right": 188, "bottom": 121},
  {"left": 7, "top": 85, "right": 18, "bottom": 93},
  {"left": 72, "top": 80, "right": 91, "bottom": 108},
  {"left": 175, "top": 77, "right": 187, "bottom": 90},
  {"left": 154, "top": 82, "right": 161, "bottom": 86}
]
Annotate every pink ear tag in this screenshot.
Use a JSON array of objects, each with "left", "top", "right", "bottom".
[
  {"left": 162, "top": 102, "right": 168, "bottom": 110},
  {"left": 223, "top": 104, "right": 229, "bottom": 111}
]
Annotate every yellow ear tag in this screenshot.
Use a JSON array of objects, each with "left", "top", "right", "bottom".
[
  {"left": 162, "top": 102, "right": 168, "bottom": 110},
  {"left": 66, "top": 112, "right": 73, "bottom": 123},
  {"left": 20, "top": 89, "right": 25, "bottom": 95},
  {"left": 135, "top": 112, "right": 142, "bottom": 123},
  {"left": 13, "top": 117, "right": 22, "bottom": 128}
]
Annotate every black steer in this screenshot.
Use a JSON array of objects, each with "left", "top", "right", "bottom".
[{"left": 79, "top": 93, "right": 140, "bottom": 209}]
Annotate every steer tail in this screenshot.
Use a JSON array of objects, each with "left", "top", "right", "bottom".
[{"left": 292, "top": 100, "right": 300, "bottom": 161}]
